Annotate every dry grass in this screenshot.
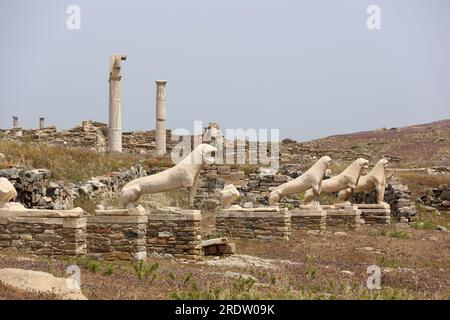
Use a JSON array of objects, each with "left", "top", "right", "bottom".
[
  {"left": 395, "top": 172, "right": 450, "bottom": 200},
  {"left": 412, "top": 205, "right": 450, "bottom": 229},
  {"left": 0, "top": 141, "right": 143, "bottom": 183}
]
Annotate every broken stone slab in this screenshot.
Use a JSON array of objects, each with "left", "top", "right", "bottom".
[
  {"left": 201, "top": 237, "right": 229, "bottom": 247},
  {"left": 0, "top": 268, "right": 87, "bottom": 300},
  {"left": 0, "top": 178, "right": 17, "bottom": 202},
  {"left": 0, "top": 153, "right": 5, "bottom": 163},
  {"left": 201, "top": 237, "right": 236, "bottom": 256}
]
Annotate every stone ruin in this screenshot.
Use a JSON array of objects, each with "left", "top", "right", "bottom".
[{"left": 0, "top": 146, "right": 423, "bottom": 262}]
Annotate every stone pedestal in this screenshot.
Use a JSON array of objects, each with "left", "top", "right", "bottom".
[
  {"left": 0, "top": 208, "right": 86, "bottom": 256},
  {"left": 87, "top": 206, "right": 147, "bottom": 260},
  {"left": 323, "top": 204, "right": 361, "bottom": 229},
  {"left": 147, "top": 207, "right": 202, "bottom": 259},
  {"left": 215, "top": 207, "right": 291, "bottom": 241},
  {"left": 357, "top": 203, "right": 391, "bottom": 225},
  {"left": 155, "top": 80, "right": 167, "bottom": 156},
  {"left": 290, "top": 205, "right": 326, "bottom": 231}
]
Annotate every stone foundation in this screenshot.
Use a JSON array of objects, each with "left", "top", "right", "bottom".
[
  {"left": 147, "top": 208, "right": 202, "bottom": 259},
  {"left": 0, "top": 208, "right": 86, "bottom": 256},
  {"left": 215, "top": 207, "right": 291, "bottom": 240},
  {"left": 290, "top": 205, "right": 326, "bottom": 231},
  {"left": 322, "top": 204, "right": 361, "bottom": 229},
  {"left": 87, "top": 206, "right": 147, "bottom": 260},
  {"left": 357, "top": 203, "right": 391, "bottom": 225}
]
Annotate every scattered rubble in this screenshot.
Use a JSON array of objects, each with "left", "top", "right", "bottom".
[
  {"left": 202, "top": 254, "right": 277, "bottom": 269},
  {"left": 418, "top": 185, "right": 450, "bottom": 212}
]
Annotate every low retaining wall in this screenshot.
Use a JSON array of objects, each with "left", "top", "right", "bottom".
[
  {"left": 147, "top": 208, "right": 203, "bottom": 259},
  {"left": 216, "top": 207, "right": 291, "bottom": 240},
  {"left": 0, "top": 208, "right": 86, "bottom": 256},
  {"left": 87, "top": 207, "right": 148, "bottom": 260}
]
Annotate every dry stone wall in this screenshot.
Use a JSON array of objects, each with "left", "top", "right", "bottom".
[
  {"left": 0, "top": 120, "right": 171, "bottom": 155},
  {"left": 215, "top": 208, "right": 291, "bottom": 241},
  {"left": 147, "top": 208, "right": 203, "bottom": 259},
  {"left": 0, "top": 165, "right": 146, "bottom": 211},
  {"left": 87, "top": 207, "right": 147, "bottom": 260},
  {"left": 0, "top": 208, "right": 86, "bottom": 256}
]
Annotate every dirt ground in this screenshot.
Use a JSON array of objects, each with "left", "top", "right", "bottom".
[{"left": 1, "top": 214, "right": 449, "bottom": 300}]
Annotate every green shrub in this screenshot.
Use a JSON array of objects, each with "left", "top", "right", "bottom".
[
  {"left": 132, "top": 260, "right": 159, "bottom": 282},
  {"left": 387, "top": 230, "right": 410, "bottom": 239}
]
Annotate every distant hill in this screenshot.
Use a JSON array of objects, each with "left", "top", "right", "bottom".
[{"left": 281, "top": 120, "right": 450, "bottom": 167}]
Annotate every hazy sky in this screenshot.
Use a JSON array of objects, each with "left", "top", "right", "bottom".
[{"left": 0, "top": 0, "right": 449, "bottom": 141}]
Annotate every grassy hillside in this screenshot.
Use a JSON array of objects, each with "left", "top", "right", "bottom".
[{"left": 298, "top": 119, "right": 450, "bottom": 167}]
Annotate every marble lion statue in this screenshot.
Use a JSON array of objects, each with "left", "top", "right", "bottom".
[
  {"left": 337, "top": 158, "right": 389, "bottom": 204},
  {"left": 269, "top": 156, "right": 332, "bottom": 205},
  {"left": 118, "top": 143, "right": 217, "bottom": 209},
  {"left": 302, "top": 158, "right": 369, "bottom": 205},
  {"left": 220, "top": 184, "right": 240, "bottom": 209}
]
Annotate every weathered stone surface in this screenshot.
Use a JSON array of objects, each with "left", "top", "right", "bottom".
[
  {"left": 0, "top": 202, "right": 25, "bottom": 210},
  {"left": 87, "top": 207, "right": 147, "bottom": 260},
  {"left": 216, "top": 207, "right": 291, "bottom": 241},
  {"left": 220, "top": 184, "right": 240, "bottom": 209},
  {"left": 201, "top": 237, "right": 236, "bottom": 256},
  {"left": 0, "top": 178, "right": 17, "bottom": 202},
  {"left": 0, "top": 268, "right": 87, "bottom": 300},
  {"left": 323, "top": 204, "right": 361, "bottom": 229},
  {"left": 0, "top": 208, "right": 86, "bottom": 256},
  {"left": 290, "top": 205, "right": 326, "bottom": 230},
  {"left": 357, "top": 204, "right": 391, "bottom": 225},
  {"left": 147, "top": 209, "right": 202, "bottom": 259}
]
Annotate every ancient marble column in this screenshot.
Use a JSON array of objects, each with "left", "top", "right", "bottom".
[
  {"left": 155, "top": 80, "right": 167, "bottom": 156},
  {"left": 12, "top": 116, "right": 22, "bottom": 137},
  {"left": 39, "top": 117, "right": 45, "bottom": 129},
  {"left": 108, "top": 54, "right": 127, "bottom": 153}
]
